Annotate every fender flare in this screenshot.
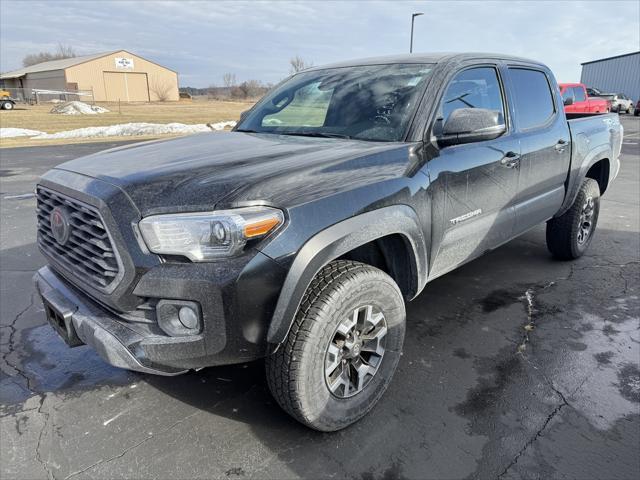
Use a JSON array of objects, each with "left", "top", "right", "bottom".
[
  {"left": 556, "top": 143, "right": 612, "bottom": 217},
  {"left": 266, "top": 205, "right": 428, "bottom": 345}
]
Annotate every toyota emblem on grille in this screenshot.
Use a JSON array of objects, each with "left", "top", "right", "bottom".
[{"left": 50, "top": 207, "right": 71, "bottom": 246}]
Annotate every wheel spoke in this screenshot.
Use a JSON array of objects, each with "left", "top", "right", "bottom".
[
  {"left": 354, "top": 358, "right": 376, "bottom": 391},
  {"left": 325, "top": 344, "right": 342, "bottom": 377},
  {"left": 336, "top": 310, "right": 357, "bottom": 337},
  {"left": 328, "top": 363, "right": 350, "bottom": 395}
]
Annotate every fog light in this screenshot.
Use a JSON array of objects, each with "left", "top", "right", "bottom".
[
  {"left": 156, "top": 300, "right": 201, "bottom": 336},
  {"left": 178, "top": 306, "right": 199, "bottom": 329}
]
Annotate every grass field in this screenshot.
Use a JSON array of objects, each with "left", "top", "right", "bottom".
[{"left": 0, "top": 99, "right": 253, "bottom": 148}]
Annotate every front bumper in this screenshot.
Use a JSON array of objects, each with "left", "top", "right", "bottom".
[
  {"left": 34, "top": 244, "right": 287, "bottom": 375},
  {"left": 35, "top": 266, "right": 190, "bottom": 375}
]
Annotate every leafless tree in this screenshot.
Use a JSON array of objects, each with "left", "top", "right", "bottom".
[
  {"left": 149, "top": 78, "right": 173, "bottom": 102},
  {"left": 289, "top": 55, "right": 313, "bottom": 74},
  {"left": 230, "top": 80, "right": 267, "bottom": 100},
  {"left": 23, "top": 43, "right": 77, "bottom": 67},
  {"left": 222, "top": 73, "right": 237, "bottom": 88}
]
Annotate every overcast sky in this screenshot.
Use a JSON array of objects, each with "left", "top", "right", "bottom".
[{"left": 1, "top": 0, "right": 638, "bottom": 87}]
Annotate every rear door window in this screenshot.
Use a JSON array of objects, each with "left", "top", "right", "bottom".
[{"left": 508, "top": 68, "right": 555, "bottom": 130}]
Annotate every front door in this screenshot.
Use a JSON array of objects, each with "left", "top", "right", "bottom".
[{"left": 427, "top": 65, "right": 520, "bottom": 279}]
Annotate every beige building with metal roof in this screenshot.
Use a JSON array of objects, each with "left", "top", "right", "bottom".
[{"left": 0, "top": 50, "right": 179, "bottom": 102}]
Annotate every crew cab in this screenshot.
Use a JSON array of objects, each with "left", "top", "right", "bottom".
[
  {"left": 34, "top": 53, "right": 623, "bottom": 431},
  {"left": 560, "top": 83, "right": 609, "bottom": 113}
]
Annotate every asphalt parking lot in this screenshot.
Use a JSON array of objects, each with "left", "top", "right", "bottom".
[{"left": 1, "top": 117, "right": 638, "bottom": 480}]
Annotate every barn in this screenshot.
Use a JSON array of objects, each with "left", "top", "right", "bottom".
[
  {"left": 0, "top": 50, "right": 179, "bottom": 102},
  {"left": 580, "top": 51, "right": 640, "bottom": 101}
]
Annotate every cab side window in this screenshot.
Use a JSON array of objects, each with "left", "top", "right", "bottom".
[
  {"left": 572, "top": 87, "right": 586, "bottom": 102},
  {"left": 440, "top": 67, "right": 505, "bottom": 125}
]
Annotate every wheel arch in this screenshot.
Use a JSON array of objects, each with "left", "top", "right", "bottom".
[
  {"left": 556, "top": 143, "right": 613, "bottom": 218},
  {"left": 585, "top": 158, "right": 610, "bottom": 195},
  {"left": 266, "top": 205, "right": 428, "bottom": 345}
]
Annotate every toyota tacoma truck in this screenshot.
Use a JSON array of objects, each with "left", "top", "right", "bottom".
[{"left": 34, "top": 53, "right": 623, "bottom": 431}]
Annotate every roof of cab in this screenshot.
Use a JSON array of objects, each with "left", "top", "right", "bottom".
[{"left": 305, "top": 52, "right": 546, "bottom": 71}]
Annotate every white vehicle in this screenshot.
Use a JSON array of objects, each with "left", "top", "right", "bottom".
[{"left": 608, "top": 94, "right": 634, "bottom": 114}]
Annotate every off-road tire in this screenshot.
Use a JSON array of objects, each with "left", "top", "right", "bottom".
[
  {"left": 266, "top": 260, "right": 406, "bottom": 431},
  {"left": 1, "top": 101, "right": 13, "bottom": 110},
  {"left": 546, "top": 178, "right": 600, "bottom": 260}
]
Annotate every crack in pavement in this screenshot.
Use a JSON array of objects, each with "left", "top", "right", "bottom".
[
  {"left": 495, "top": 257, "right": 626, "bottom": 479},
  {"left": 64, "top": 409, "right": 204, "bottom": 479},
  {"left": 496, "top": 383, "right": 569, "bottom": 479},
  {"left": 1, "top": 291, "right": 38, "bottom": 392},
  {"left": 515, "top": 282, "right": 556, "bottom": 354},
  {"left": 35, "top": 394, "right": 55, "bottom": 480},
  {"left": 495, "top": 371, "right": 592, "bottom": 479}
]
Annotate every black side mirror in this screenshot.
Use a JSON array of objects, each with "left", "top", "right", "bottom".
[
  {"left": 437, "top": 108, "right": 506, "bottom": 147},
  {"left": 563, "top": 97, "right": 574, "bottom": 106}
]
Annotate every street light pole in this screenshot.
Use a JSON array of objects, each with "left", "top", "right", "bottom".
[{"left": 410, "top": 12, "right": 424, "bottom": 53}]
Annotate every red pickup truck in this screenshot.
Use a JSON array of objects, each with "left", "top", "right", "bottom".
[{"left": 559, "top": 83, "right": 609, "bottom": 114}]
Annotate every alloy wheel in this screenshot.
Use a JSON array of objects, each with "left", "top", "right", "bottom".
[
  {"left": 324, "top": 305, "right": 387, "bottom": 398},
  {"left": 577, "top": 196, "right": 595, "bottom": 245}
]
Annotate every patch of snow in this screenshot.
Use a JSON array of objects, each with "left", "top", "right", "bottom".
[
  {"left": 1, "top": 121, "right": 236, "bottom": 141},
  {"left": 0, "top": 127, "right": 45, "bottom": 138},
  {"left": 50, "top": 101, "right": 110, "bottom": 115},
  {"left": 33, "top": 121, "right": 236, "bottom": 140}
]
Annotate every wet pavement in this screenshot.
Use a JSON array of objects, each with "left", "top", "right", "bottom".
[{"left": 1, "top": 119, "right": 639, "bottom": 480}]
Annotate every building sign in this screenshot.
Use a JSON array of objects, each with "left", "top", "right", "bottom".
[{"left": 115, "top": 57, "right": 134, "bottom": 69}]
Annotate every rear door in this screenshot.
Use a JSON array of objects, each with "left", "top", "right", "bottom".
[
  {"left": 506, "top": 67, "right": 570, "bottom": 234},
  {"left": 426, "top": 64, "right": 520, "bottom": 279}
]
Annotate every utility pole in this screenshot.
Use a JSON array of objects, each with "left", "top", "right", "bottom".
[{"left": 410, "top": 12, "right": 424, "bottom": 53}]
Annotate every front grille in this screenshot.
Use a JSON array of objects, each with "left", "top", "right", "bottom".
[{"left": 36, "top": 187, "right": 121, "bottom": 291}]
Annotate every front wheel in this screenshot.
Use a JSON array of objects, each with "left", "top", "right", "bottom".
[
  {"left": 1, "top": 101, "right": 14, "bottom": 110},
  {"left": 266, "top": 260, "right": 406, "bottom": 431},
  {"left": 546, "top": 178, "right": 600, "bottom": 260}
]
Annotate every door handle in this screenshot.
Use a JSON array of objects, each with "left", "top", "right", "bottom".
[
  {"left": 500, "top": 151, "right": 520, "bottom": 168},
  {"left": 555, "top": 139, "right": 568, "bottom": 152}
]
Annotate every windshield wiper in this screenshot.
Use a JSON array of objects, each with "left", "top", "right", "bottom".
[
  {"left": 235, "top": 128, "right": 260, "bottom": 133},
  {"left": 278, "top": 132, "right": 354, "bottom": 140}
]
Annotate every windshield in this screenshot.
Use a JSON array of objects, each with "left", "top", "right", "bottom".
[{"left": 237, "top": 63, "right": 433, "bottom": 142}]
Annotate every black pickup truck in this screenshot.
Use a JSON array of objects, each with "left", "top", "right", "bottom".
[{"left": 34, "top": 53, "right": 623, "bottom": 431}]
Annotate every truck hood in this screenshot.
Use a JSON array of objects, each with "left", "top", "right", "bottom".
[{"left": 56, "top": 131, "right": 413, "bottom": 215}]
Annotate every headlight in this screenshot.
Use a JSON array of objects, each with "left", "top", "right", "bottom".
[{"left": 138, "top": 206, "right": 284, "bottom": 261}]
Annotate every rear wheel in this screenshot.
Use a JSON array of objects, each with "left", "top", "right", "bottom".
[
  {"left": 546, "top": 178, "right": 600, "bottom": 260},
  {"left": 266, "top": 260, "right": 406, "bottom": 431}
]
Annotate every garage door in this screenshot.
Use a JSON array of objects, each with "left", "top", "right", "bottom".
[{"left": 103, "top": 72, "right": 149, "bottom": 102}]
